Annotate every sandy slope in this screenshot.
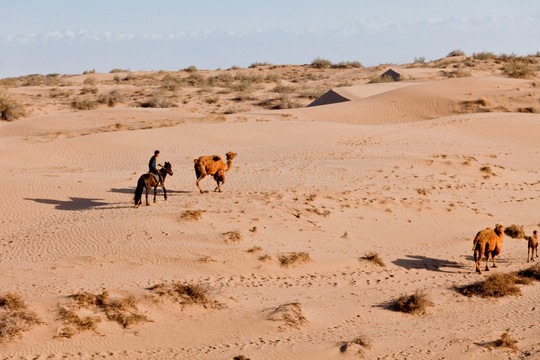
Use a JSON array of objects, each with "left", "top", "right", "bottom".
[{"left": 1, "top": 74, "right": 539, "bottom": 360}]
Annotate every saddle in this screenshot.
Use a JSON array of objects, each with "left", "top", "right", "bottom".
[{"left": 148, "top": 172, "right": 161, "bottom": 183}]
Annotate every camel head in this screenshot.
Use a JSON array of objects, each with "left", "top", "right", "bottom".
[
  {"left": 226, "top": 152, "right": 237, "bottom": 161},
  {"left": 494, "top": 224, "right": 504, "bottom": 236}
]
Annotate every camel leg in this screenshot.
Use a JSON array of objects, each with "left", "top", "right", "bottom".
[
  {"left": 528, "top": 247, "right": 531, "bottom": 262},
  {"left": 484, "top": 252, "right": 491, "bottom": 271},
  {"left": 475, "top": 248, "right": 483, "bottom": 274},
  {"left": 196, "top": 174, "right": 206, "bottom": 194},
  {"left": 492, "top": 254, "right": 498, "bottom": 268}
]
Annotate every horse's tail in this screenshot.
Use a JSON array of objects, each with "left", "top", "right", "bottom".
[{"left": 134, "top": 176, "right": 145, "bottom": 207}]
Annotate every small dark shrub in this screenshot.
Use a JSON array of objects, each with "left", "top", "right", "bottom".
[
  {"left": 504, "top": 224, "right": 524, "bottom": 239},
  {"left": 311, "top": 57, "right": 332, "bottom": 69},
  {"left": 392, "top": 291, "right": 433, "bottom": 314}
]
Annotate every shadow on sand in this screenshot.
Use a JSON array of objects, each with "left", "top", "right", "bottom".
[
  {"left": 109, "top": 187, "right": 192, "bottom": 195},
  {"left": 392, "top": 255, "right": 467, "bottom": 273},
  {"left": 25, "top": 197, "right": 128, "bottom": 211}
]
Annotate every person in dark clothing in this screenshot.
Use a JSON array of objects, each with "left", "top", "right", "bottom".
[{"left": 148, "top": 150, "right": 162, "bottom": 183}]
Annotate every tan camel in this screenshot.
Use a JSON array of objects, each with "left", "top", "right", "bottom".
[
  {"left": 193, "top": 151, "right": 237, "bottom": 193},
  {"left": 472, "top": 224, "right": 504, "bottom": 274},
  {"left": 526, "top": 230, "right": 538, "bottom": 262}
]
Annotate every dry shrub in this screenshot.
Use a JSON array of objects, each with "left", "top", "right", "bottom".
[
  {"left": 233, "top": 356, "right": 250, "bottom": 360},
  {"left": 494, "top": 331, "right": 518, "bottom": 351},
  {"left": 0, "top": 90, "right": 25, "bottom": 121},
  {"left": 362, "top": 252, "right": 385, "bottom": 267},
  {"left": 183, "top": 65, "right": 198, "bottom": 72},
  {"left": 151, "top": 282, "right": 220, "bottom": 308},
  {"left": 223, "top": 230, "right": 242, "bottom": 243},
  {"left": 246, "top": 246, "right": 262, "bottom": 253},
  {"left": 258, "top": 254, "right": 272, "bottom": 262},
  {"left": 80, "top": 85, "right": 98, "bottom": 94},
  {"left": 49, "top": 88, "right": 72, "bottom": 98},
  {"left": 504, "top": 224, "right": 524, "bottom": 239},
  {"left": 267, "top": 303, "right": 307, "bottom": 328},
  {"left": 393, "top": 290, "right": 433, "bottom": 315},
  {"left": 518, "top": 107, "right": 535, "bottom": 113},
  {"left": 161, "top": 74, "right": 181, "bottom": 91},
  {"left": 83, "top": 76, "right": 97, "bottom": 85},
  {"left": 339, "top": 335, "right": 371, "bottom": 355},
  {"left": 180, "top": 209, "right": 203, "bottom": 221},
  {"left": 502, "top": 60, "right": 536, "bottom": 78},
  {"left": 64, "top": 290, "right": 149, "bottom": 331},
  {"left": 71, "top": 96, "right": 98, "bottom": 110},
  {"left": 311, "top": 57, "right": 332, "bottom": 69},
  {"left": 140, "top": 91, "right": 176, "bottom": 108},
  {"left": 0, "top": 293, "right": 42, "bottom": 343},
  {"left": 515, "top": 263, "right": 540, "bottom": 280},
  {"left": 57, "top": 306, "right": 100, "bottom": 338},
  {"left": 98, "top": 89, "right": 123, "bottom": 107},
  {"left": 447, "top": 49, "right": 465, "bottom": 57},
  {"left": 279, "top": 252, "right": 311, "bottom": 267},
  {"left": 455, "top": 273, "right": 522, "bottom": 298}
]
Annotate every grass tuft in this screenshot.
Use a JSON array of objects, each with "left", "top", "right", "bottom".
[
  {"left": 180, "top": 210, "right": 203, "bottom": 221},
  {"left": 151, "top": 282, "right": 221, "bottom": 308},
  {"left": 494, "top": 331, "right": 518, "bottom": 351},
  {"left": 279, "top": 252, "right": 311, "bottom": 267},
  {"left": 223, "top": 230, "right": 242, "bottom": 243},
  {"left": 267, "top": 303, "right": 307, "bottom": 328},
  {"left": 361, "top": 252, "right": 386, "bottom": 267},
  {"left": 455, "top": 273, "right": 522, "bottom": 297},
  {"left": 392, "top": 290, "right": 433, "bottom": 314},
  {"left": 0, "top": 90, "right": 25, "bottom": 121},
  {"left": 0, "top": 293, "right": 42, "bottom": 343}
]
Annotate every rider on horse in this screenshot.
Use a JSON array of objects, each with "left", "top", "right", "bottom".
[{"left": 148, "top": 150, "right": 162, "bottom": 183}]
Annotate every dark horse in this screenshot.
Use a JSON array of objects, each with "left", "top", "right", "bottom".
[{"left": 134, "top": 162, "right": 173, "bottom": 207}]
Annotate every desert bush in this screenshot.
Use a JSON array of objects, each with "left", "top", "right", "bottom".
[
  {"left": 494, "top": 331, "right": 518, "bottom": 351},
  {"left": 71, "top": 96, "right": 98, "bottom": 110},
  {"left": 267, "top": 303, "right": 307, "bottom": 328},
  {"left": 472, "top": 52, "right": 496, "bottom": 60},
  {"left": 444, "top": 66, "right": 471, "bottom": 78},
  {"left": 161, "top": 74, "right": 181, "bottom": 91},
  {"left": 140, "top": 91, "right": 176, "bottom": 108},
  {"left": 83, "top": 76, "right": 97, "bottom": 85},
  {"left": 340, "top": 335, "right": 371, "bottom": 355},
  {"left": 414, "top": 56, "right": 426, "bottom": 64},
  {"left": 249, "top": 61, "right": 271, "bottom": 68},
  {"left": 82, "top": 69, "right": 95, "bottom": 74},
  {"left": 299, "top": 87, "right": 325, "bottom": 99},
  {"left": 518, "top": 107, "right": 535, "bottom": 113},
  {"left": 455, "top": 273, "right": 522, "bottom": 297},
  {"left": 0, "top": 90, "right": 25, "bottom": 121},
  {"left": 311, "top": 57, "right": 332, "bottom": 69},
  {"left": 57, "top": 306, "right": 100, "bottom": 338},
  {"left": 182, "top": 73, "right": 207, "bottom": 87},
  {"left": 180, "top": 209, "right": 203, "bottom": 221},
  {"left": 368, "top": 74, "right": 404, "bottom": 83},
  {"left": 67, "top": 290, "right": 149, "bottom": 329},
  {"left": 274, "top": 95, "right": 301, "bottom": 109},
  {"left": 392, "top": 290, "right": 433, "bottom": 314},
  {"left": 80, "top": 85, "right": 98, "bottom": 94},
  {"left": 502, "top": 60, "right": 536, "bottom": 78},
  {"left": 98, "top": 89, "right": 123, "bottom": 107},
  {"left": 0, "top": 293, "right": 42, "bottom": 343},
  {"left": 246, "top": 246, "right": 262, "bottom": 253},
  {"left": 332, "top": 61, "right": 363, "bottom": 69},
  {"left": 109, "top": 68, "right": 129, "bottom": 73},
  {"left": 279, "top": 252, "right": 311, "bottom": 267},
  {"left": 272, "top": 84, "right": 296, "bottom": 94},
  {"left": 447, "top": 49, "right": 465, "bottom": 57},
  {"left": 515, "top": 263, "right": 540, "bottom": 280},
  {"left": 183, "top": 65, "right": 198, "bottom": 72},
  {"left": 361, "top": 252, "right": 385, "bottom": 267},
  {"left": 151, "top": 282, "right": 220, "bottom": 308},
  {"left": 223, "top": 230, "right": 242, "bottom": 243},
  {"left": 49, "top": 88, "right": 72, "bottom": 98},
  {"left": 504, "top": 224, "right": 524, "bottom": 239}
]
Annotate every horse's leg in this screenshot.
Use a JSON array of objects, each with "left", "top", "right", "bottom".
[
  {"left": 145, "top": 185, "right": 150, "bottom": 206},
  {"left": 153, "top": 186, "right": 157, "bottom": 203},
  {"left": 163, "top": 185, "right": 167, "bottom": 200}
]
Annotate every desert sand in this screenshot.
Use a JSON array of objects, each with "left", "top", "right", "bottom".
[{"left": 1, "top": 57, "right": 539, "bottom": 359}]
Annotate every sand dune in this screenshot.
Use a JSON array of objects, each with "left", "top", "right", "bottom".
[{"left": 1, "top": 64, "right": 539, "bottom": 359}]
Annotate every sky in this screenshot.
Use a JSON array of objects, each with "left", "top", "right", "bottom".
[{"left": 1, "top": 0, "right": 539, "bottom": 78}]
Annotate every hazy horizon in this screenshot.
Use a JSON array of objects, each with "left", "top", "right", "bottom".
[{"left": 1, "top": 0, "right": 539, "bottom": 78}]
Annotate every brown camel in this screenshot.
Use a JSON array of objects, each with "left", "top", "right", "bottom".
[
  {"left": 472, "top": 224, "right": 504, "bottom": 274},
  {"left": 194, "top": 151, "right": 237, "bottom": 193},
  {"left": 526, "top": 230, "right": 538, "bottom": 262}
]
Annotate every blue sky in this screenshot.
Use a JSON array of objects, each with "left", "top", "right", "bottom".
[{"left": 1, "top": 0, "right": 539, "bottom": 77}]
